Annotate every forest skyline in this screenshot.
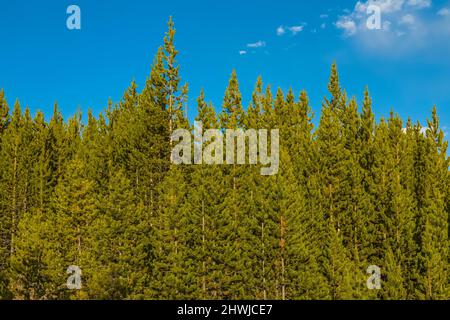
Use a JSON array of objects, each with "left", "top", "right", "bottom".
[
  {"left": 0, "top": 16, "right": 448, "bottom": 300},
  {"left": 1, "top": 1, "right": 450, "bottom": 130}
]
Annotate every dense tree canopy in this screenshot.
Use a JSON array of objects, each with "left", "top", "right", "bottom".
[{"left": 0, "top": 19, "right": 448, "bottom": 300}]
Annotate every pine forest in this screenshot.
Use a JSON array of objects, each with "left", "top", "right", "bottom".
[{"left": 0, "top": 19, "right": 448, "bottom": 300}]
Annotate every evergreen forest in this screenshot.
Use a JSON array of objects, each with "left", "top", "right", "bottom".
[{"left": 0, "top": 19, "right": 448, "bottom": 300}]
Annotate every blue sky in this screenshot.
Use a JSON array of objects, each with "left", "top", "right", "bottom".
[{"left": 1, "top": 0, "right": 450, "bottom": 131}]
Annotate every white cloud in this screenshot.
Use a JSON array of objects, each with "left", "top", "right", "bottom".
[
  {"left": 399, "top": 14, "right": 415, "bottom": 25},
  {"left": 239, "top": 50, "right": 247, "bottom": 55},
  {"left": 437, "top": 8, "right": 450, "bottom": 16},
  {"left": 355, "top": 0, "right": 405, "bottom": 15},
  {"left": 320, "top": 14, "right": 329, "bottom": 19},
  {"left": 321, "top": 22, "right": 327, "bottom": 29},
  {"left": 406, "top": 0, "right": 431, "bottom": 9},
  {"left": 247, "top": 41, "right": 266, "bottom": 48},
  {"left": 336, "top": 18, "right": 357, "bottom": 35},
  {"left": 276, "top": 26, "right": 285, "bottom": 36},
  {"left": 335, "top": 0, "right": 435, "bottom": 38},
  {"left": 277, "top": 24, "right": 305, "bottom": 36},
  {"left": 288, "top": 25, "right": 304, "bottom": 35},
  {"left": 331, "top": 0, "right": 450, "bottom": 57}
]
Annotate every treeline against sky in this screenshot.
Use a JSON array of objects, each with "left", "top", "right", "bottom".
[{"left": 0, "top": 19, "right": 448, "bottom": 300}]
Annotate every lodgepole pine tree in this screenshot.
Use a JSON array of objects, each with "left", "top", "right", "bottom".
[
  {"left": 84, "top": 170, "right": 149, "bottom": 299},
  {"left": 315, "top": 65, "right": 355, "bottom": 299},
  {"left": 45, "top": 157, "right": 98, "bottom": 299},
  {"left": 151, "top": 165, "right": 190, "bottom": 299},
  {"left": 218, "top": 70, "right": 247, "bottom": 299},
  {"left": 179, "top": 90, "right": 227, "bottom": 299},
  {"left": 416, "top": 107, "right": 449, "bottom": 299},
  {"left": 0, "top": 101, "right": 30, "bottom": 295},
  {"left": 0, "top": 89, "right": 9, "bottom": 134},
  {"left": 132, "top": 47, "right": 170, "bottom": 211},
  {"left": 163, "top": 16, "right": 189, "bottom": 135}
]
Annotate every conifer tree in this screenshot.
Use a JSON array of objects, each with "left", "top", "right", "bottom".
[
  {"left": 217, "top": 70, "right": 249, "bottom": 299},
  {"left": 151, "top": 165, "right": 190, "bottom": 299},
  {"left": 132, "top": 48, "right": 170, "bottom": 210},
  {"left": 179, "top": 90, "right": 227, "bottom": 299},
  {"left": 47, "top": 157, "right": 97, "bottom": 299},
  {"left": 416, "top": 107, "right": 449, "bottom": 299},
  {"left": 85, "top": 170, "right": 148, "bottom": 299},
  {"left": 9, "top": 208, "right": 49, "bottom": 299},
  {"left": 315, "top": 65, "right": 356, "bottom": 298},
  {"left": 163, "top": 16, "right": 189, "bottom": 134},
  {"left": 0, "top": 89, "right": 9, "bottom": 134}
]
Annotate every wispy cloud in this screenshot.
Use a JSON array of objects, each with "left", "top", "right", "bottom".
[
  {"left": 437, "top": 7, "right": 450, "bottom": 16},
  {"left": 336, "top": 18, "right": 357, "bottom": 36},
  {"left": 399, "top": 13, "right": 415, "bottom": 25},
  {"left": 406, "top": 0, "right": 431, "bottom": 9},
  {"left": 288, "top": 25, "right": 304, "bottom": 35},
  {"left": 247, "top": 40, "right": 266, "bottom": 48},
  {"left": 333, "top": 0, "right": 450, "bottom": 55},
  {"left": 335, "top": 0, "right": 437, "bottom": 37},
  {"left": 239, "top": 50, "right": 247, "bottom": 55},
  {"left": 276, "top": 26, "right": 285, "bottom": 36},
  {"left": 276, "top": 24, "right": 305, "bottom": 36}
]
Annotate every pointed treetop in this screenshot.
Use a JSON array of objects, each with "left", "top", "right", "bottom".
[
  {"left": 50, "top": 102, "right": 64, "bottom": 127},
  {"left": 164, "top": 16, "right": 179, "bottom": 68},
  {"left": 426, "top": 105, "right": 446, "bottom": 149},
  {"left": 250, "top": 75, "right": 264, "bottom": 104},
  {"left": 34, "top": 110, "right": 45, "bottom": 126},
  {"left": 220, "top": 70, "right": 243, "bottom": 128},
  {"left": 196, "top": 89, "right": 216, "bottom": 129},
  {"left": 274, "top": 87, "right": 285, "bottom": 119},
  {"left": 328, "top": 63, "right": 341, "bottom": 97},
  {"left": 246, "top": 76, "right": 265, "bottom": 127},
  {"left": 255, "top": 75, "right": 263, "bottom": 93},
  {"left": 362, "top": 87, "right": 374, "bottom": 121},
  {"left": 262, "top": 85, "right": 273, "bottom": 114},
  {"left": 24, "top": 106, "right": 32, "bottom": 122},
  {"left": 363, "top": 87, "right": 372, "bottom": 109},
  {"left": 224, "top": 70, "right": 241, "bottom": 105},
  {"left": 286, "top": 88, "right": 295, "bottom": 104},
  {"left": 0, "top": 88, "right": 8, "bottom": 109},
  {"left": 12, "top": 99, "right": 22, "bottom": 118},
  {"left": 0, "top": 88, "right": 10, "bottom": 132}
]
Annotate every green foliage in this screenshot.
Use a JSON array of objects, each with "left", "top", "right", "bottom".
[{"left": 0, "top": 19, "right": 448, "bottom": 300}]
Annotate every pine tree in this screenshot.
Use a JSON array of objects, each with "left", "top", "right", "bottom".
[
  {"left": 151, "top": 165, "right": 190, "bottom": 299},
  {"left": 0, "top": 101, "right": 30, "bottom": 294},
  {"left": 0, "top": 89, "right": 9, "bottom": 134},
  {"left": 217, "top": 70, "right": 249, "bottom": 299},
  {"left": 9, "top": 208, "right": 49, "bottom": 299},
  {"left": 45, "top": 157, "right": 98, "bottom": 299},
  {"left": 132, "top": 48, "right": 170, "bottom": 210},
  {"left": 178, "top": 90, "right": 228, "bottom": 299},
  {"left": 315, "top": 65, "right": 356, "bottom": 299},
  {"left": 84, "top": 170, "right": 149, "bottom": 299},
  {"left": 163, "top": 16, "right": 189, "bottom": 134},
  {"left": 416, "top": 107, "right": 449, "bottom": 299}
]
